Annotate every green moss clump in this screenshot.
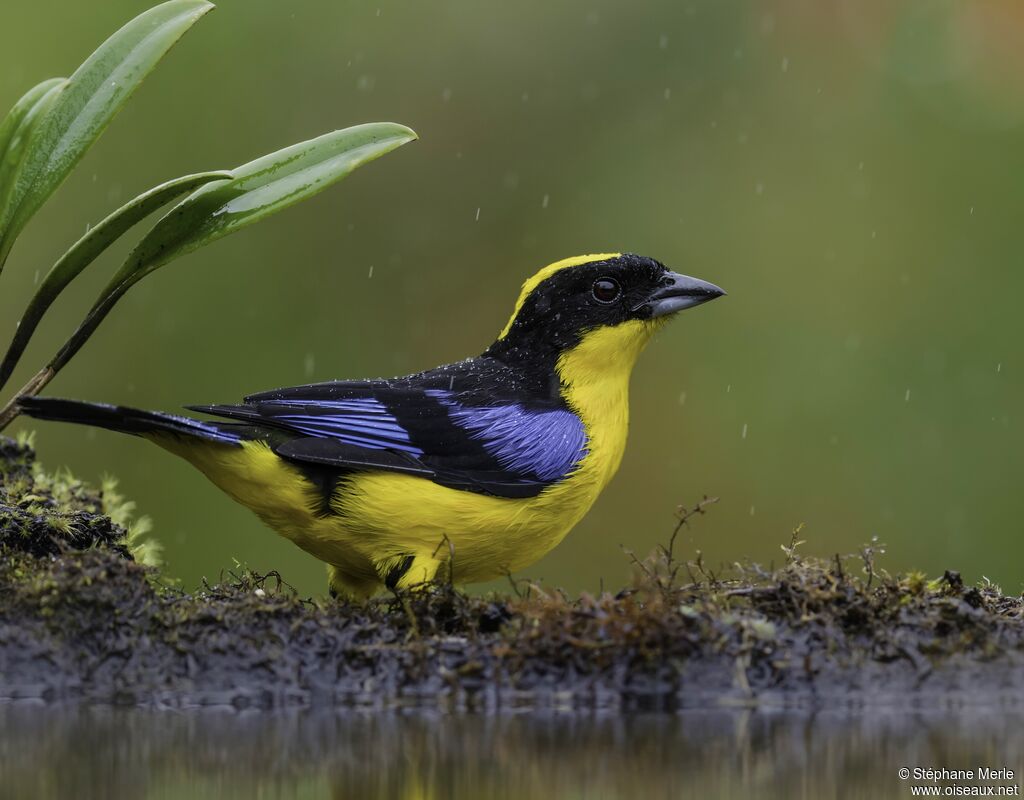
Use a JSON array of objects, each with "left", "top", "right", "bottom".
[{"left": 0, "top": 434, "right": 157, "bottom": 563}]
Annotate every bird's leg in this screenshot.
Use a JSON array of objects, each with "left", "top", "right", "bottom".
[
  {"left": 326, "top": 564, "right": 379, "bottom": 601},
  {"left": 377, "top": 552, "right": 444, "bottom": 592},
  {"left": 377, "top": 553, "right": 446, "bottom": 643}
]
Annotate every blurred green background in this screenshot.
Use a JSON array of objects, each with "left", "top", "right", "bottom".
[{"left": 2, "top": 0, "right": 1022, "bottom": 597}]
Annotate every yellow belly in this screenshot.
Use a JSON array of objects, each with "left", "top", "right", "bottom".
[
  {"left": 153, "top": 429, "right": 619, "bottom": 597},
  {"left": 333, "top": 456, "right": 614, "bottom": 583}
]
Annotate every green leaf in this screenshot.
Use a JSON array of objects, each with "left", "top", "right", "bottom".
[
  {"left": 0, "top": 78, "right": 66, "bottom": 200},
  {"left": 116, "top": 122, "right": 419, "bottom": 283},
  {"left": 0, "top": 170, "right": 231, "bottom": 393},
  {"left": 0, "top": 0, "right": 214, "bottom": 273},
  {"left": 0, "top": 79, "right": 67, "bottom": 236},
  {"left": 49, "top": 122, "right": 416, "bottom": 372}
]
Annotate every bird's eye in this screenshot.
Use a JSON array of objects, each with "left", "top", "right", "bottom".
[{"left": 592, "top": 278, "right": 621, "bottom": 304}]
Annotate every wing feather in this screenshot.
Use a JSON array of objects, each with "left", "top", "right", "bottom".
[{"left": 191, "top": 360, "right": 587, "bottom": 498}]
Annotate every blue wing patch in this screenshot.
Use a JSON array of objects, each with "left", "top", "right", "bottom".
[
  {"left": 193, "top": 388, "right": 588, "bottom": 493},
  {"left": 428, "top": 391, "right": 588, "bottom": 482},
  {"left": 267, "top": 398, "right": 423, "bottom": 455}
]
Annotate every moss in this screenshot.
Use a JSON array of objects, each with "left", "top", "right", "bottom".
[
  {"left": 1, "top": 436, "right": 1023, "bottom": 709},
  {"left": 1, "top": 433, "right": 127, "bottom": 560}
]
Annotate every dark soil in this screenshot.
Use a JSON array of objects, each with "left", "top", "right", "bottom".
[{"left": 2, "top": 436, "right": 1023, "bottom": 709}]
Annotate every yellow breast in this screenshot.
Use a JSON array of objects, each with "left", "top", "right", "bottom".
[{"left": 328, "top": 319, "right": 661, "bottom": 584}]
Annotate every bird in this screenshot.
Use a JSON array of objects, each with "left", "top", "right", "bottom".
[{"left": 19, "top": 253, "right": 724, "bottom": 598}]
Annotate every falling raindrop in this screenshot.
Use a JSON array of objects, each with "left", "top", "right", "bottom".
[
  {"left": 996, "top": 363, "right": 1002, "bottom": 373},
  {"left": 749, "top": 506, "right": 756, "bottom": 516},
  {"left": 741, "top": 423, "right": 748, "bottom": 439},
  {"left": 678, "top": 390, "right": 687, "bottom": 406},
  {"left": 781, "top": 57, "right": 789, "bottom": 72},
  {"left": 541, "top": 194, "right": 550, "bottom": 209},
  {"left": 664, "top": 88, "right": 671, "bottom": 100},
  {"left": 304, "top": 354, "right": 315, "bottom": 378},
  {"left": 441, "top": 88, "right": 452, "bottom": 102},
  {"left": 475, "top": 207, "right": 481, "bottom": 221},
  {"left": 368, "top": 265, "right": 374, "bottom": 278},
  {"left": 659, "top": 34, "right": 669, "bottom": 49},
  {"left": 904, "top": 389, "right": 911, "bottom": 402}
]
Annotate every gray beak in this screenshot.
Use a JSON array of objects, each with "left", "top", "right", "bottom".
[{"left": 644, "top": 271, "right": 726, "bottom": 318}]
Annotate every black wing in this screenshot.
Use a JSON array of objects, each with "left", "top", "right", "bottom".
[{"left": 190, "top": 357, "right": 587, "bottom": 499}]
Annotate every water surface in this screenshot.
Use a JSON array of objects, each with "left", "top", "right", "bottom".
[{"left": 2, "top": 703, "right": 1022, "bottom": 799}]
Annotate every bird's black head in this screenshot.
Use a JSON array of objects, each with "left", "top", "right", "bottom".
[{"left": 485, "top": 253, "right": 724, "bottom": 369}]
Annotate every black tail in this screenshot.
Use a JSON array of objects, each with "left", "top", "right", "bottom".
[{"left": 18, "top": 396, "right": 243, "bottom": 444}]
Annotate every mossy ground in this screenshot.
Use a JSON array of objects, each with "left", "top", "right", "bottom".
[{"left": 2, "top": 436, "right": 1023, "bottom": 709}]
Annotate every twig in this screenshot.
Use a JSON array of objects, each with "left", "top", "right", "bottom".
[
  {"left": 504, "top": 570, "right": 528, "bottom": 599},
  {"left": 662, "top": 495, "right": 720, "bottom": 566},
  {"left": 432, "top": 533, "right": 456, "bottom": 588},
  {"left": 0, "top": 366, "right": 54, "bottom": 431}
]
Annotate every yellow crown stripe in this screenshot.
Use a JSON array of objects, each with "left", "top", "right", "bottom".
[{"left": 497, "top": 253, "right": 622, "bottom": 340}]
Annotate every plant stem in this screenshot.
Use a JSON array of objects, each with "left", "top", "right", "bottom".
[
  {"left": 0, "top": 284, "right": 124, "bottom": 432},
  {"left": 0, "top": 365, "right": 54, "bottom": 431}
]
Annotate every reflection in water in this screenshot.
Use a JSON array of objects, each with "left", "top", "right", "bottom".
[{"left": 1, "top": 702, "right": 1023, "bottom": 799}]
